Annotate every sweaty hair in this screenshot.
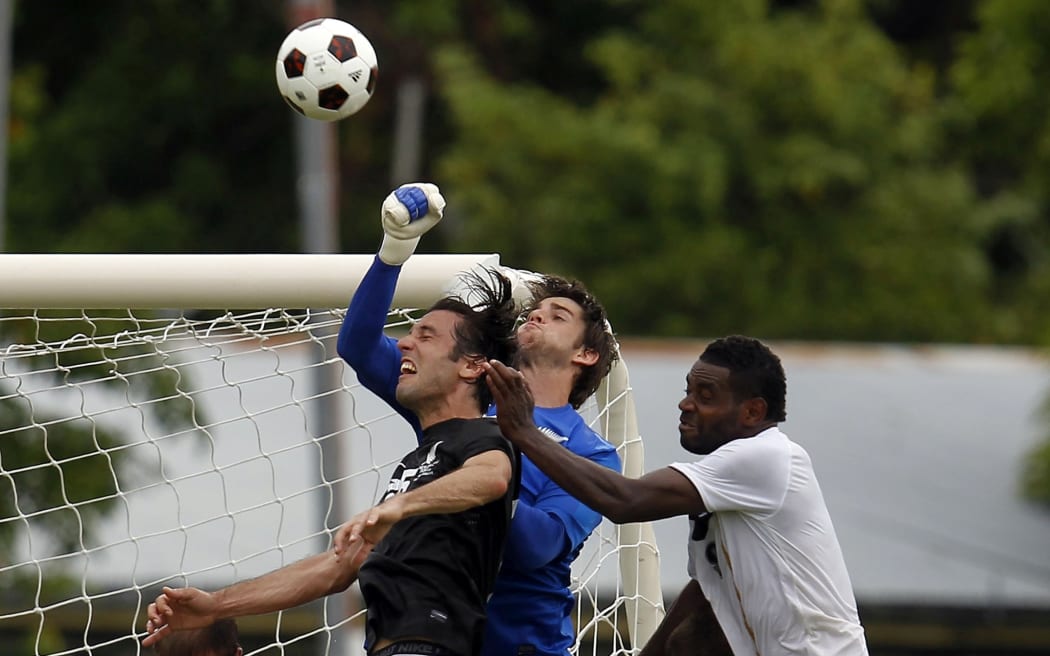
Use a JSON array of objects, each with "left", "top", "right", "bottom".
[
  {"left": 699, "top": 335, "right": 787, "bottom": 422},
  {"left": 152, "top": 619, "right": 240, "bottom": 656},
  {"left": 429, "top": 267, "right": 518, "bottom": 413},
  {"left": 523, "top": 275, "right": 619, "bottom": 409}
]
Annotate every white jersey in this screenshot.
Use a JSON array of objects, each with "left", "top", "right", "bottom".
[{"left": 670, "top": 427, "right": 868, "bottom": 655}]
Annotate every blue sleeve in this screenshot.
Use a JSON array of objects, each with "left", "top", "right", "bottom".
[
  {"left": 501, "top": 501, "right": 570, "bottom": 571},
  {"left": 501, "top": 448, "right": 622, "bottom": 572},
  {"left": 336, "top": 256, "right": 422, "bottom": 438}
]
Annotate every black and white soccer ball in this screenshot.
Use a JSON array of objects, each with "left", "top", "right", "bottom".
[{"left": 275, "top": 18, "right": 378, "bottom": 121}]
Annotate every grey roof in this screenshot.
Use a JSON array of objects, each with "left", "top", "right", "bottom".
[{"left": 25, "top": 341, "right": 1049, "bottom": 608}]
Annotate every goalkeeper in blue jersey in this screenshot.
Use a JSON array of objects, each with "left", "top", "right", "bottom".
[{"left": 335, "top": 183, "right": 622, "bottom": 656}]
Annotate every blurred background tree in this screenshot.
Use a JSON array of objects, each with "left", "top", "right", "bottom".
[{"left": 3, "top": 0, "right": 1050, "bottom": 502}]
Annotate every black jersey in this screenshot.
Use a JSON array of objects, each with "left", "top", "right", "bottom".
[{"left": 357, "top": 417, "right": 517, "bottom": 656}]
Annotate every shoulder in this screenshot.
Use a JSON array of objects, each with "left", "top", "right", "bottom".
[
  {"left": 458, "top": 418, "right": 509, "bottom": 449},
  {"left": 428, "top": 418, "right": 507, "bottom": 450},
  {"left": 721, "top": 427, "right": 791, "bottom": 458},
  {"left": 675, "top": 428, "right": 792, "bottom": 479},
  {"left": 533, "top": 406, "right": 618, "bottom": 459}
]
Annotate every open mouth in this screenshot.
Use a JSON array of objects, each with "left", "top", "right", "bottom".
[{"left": 400, "top": 360, "right": 417, "bottom": 375}]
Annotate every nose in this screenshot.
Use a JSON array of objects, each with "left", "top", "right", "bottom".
[
  {"left": 678, "top": 395, "right": 693, "bottom": 412},
  {"left": 397, "top": 335, "right": 413, "bottom": 352},
  {"left": 527, "top": 309, "right": 545, "bottom": 324}
]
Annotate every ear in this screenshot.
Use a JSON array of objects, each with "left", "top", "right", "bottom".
[
  {"left": 739, "top": 397, "right": 768, "bottom": 427},
  {"left": 460, "top": 357, "right": 485, "bottom": 383},
  {"left": 571, "top": 347, "right": 600, "bottom": 368}
]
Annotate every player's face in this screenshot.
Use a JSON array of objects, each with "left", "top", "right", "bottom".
[
  {"left": 395, "top": 310, "right": 470, "bottom": 412},
  {"left": 677, "top": 359, "right": 748, "bottom": 455},
  {"left": 516, "top": 296, "right": 592, "bottom": 366}
]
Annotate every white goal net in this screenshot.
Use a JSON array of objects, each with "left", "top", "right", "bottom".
[{"left": 0, "top": 254, "right": 663, "bottom": 656}]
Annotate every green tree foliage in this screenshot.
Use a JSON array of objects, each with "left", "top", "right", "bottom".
[
  {"left": 944, "top": 0, "right": 1050, "bottom": 507},
  {"left": 435, "top": 0, "right": 1002, "bottom": 341},
  {"left": 5, "top": 1, "right": 1050, "bottom": 521},
  {"left": 948, "top": 0, "right": 1050, "bottom": 338},
  {"left": 7, "top": 0, "right": 296, "bottom": 253}
]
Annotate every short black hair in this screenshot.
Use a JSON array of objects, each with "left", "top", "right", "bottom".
[
  {"left": 523, "top": 275, "right": 619, "bottom": 408},
  {"left": 700, "top": 335, "right": 787, "bottom": 422},
  {"left": 152, "top": 619, "right": 240, "bottom": 656},
  {"left": 429, "top": 267, "right": 518, "bottom": 413}
]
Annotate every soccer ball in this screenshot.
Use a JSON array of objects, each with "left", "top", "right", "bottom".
[{"left": 275, "top": 18, "right": 378, "bottom": 121}]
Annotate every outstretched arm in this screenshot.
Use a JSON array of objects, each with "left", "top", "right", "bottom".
[
  {"left": 142, "top": 543, "right": 371, "bottom": 647},
  {"left": 334, "top": 449, "right": 512, "bottom": 554},
  {"left": 484, "top": 360, "right": 705, "bottom": 524}
]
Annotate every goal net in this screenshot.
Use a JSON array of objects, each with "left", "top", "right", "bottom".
[{"left": 0, "top": 254, "right": 663, "bottom": 656}]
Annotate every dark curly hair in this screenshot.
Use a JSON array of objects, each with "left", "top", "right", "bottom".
[
  {"left": 522, "top": 275, "right": 619, "bottom": 409},
  {"left": 700, "top": 335, "right": 787, "bottom": 422},
  {"left": 430, "top": 267, "right": 518, "bottom": 413}
]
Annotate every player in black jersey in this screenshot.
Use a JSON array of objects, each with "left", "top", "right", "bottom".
[{"left": 143, "top": 266, "right": 520, "bottom": 656}]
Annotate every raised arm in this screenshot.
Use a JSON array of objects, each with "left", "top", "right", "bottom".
[
  {"left": 484, "top": 360, "right": 705, "bottom": 524},
  {"left": 142, "top": 542, "right": 371, "bottom": 647},
  {"left": 336, "top": 256, "right": 415, "bottom": 421},
  {"left": 335, "top": 183, "right": 446, "bottom": 435}
]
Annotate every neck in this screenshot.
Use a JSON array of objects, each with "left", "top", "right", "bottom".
[
  {"left": 414, "top": 396, "right": 484, "bottom": 431},
  {"left": 519, "top": 362, "right": 574, "bottom": 409},
  {"left": 743, "top": 422, "right": 777, "bottom": 438}
]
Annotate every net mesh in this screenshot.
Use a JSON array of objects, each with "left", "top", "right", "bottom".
[{"left": 0, "top": 306, "right": 660, "bottom": 656}]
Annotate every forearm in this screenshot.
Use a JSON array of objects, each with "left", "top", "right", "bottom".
[
  {"left": 501, "top": 501, "right": 569, "bottom": 571},
  {"left": 393, "top": 460, "right": 510, "bottom": 518},
  {"left": 213, "top": 550, "right": 355, "bottom": 619},
  {"left": 509, "top": 425, "right": 640, "bottom": 523}
]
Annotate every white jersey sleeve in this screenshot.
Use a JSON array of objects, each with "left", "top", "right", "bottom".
[{"left": 670, "top": 430, "right": 791, "bottom": 515}]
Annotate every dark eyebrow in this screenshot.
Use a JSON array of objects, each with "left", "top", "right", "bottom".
[
  {"left": 547, "top": 300, "right": 578, "bottom": 317},
  {"left": 414, "top": 323, "right": 439, "bottom": 336},
  {"left": 686, "top": 376, "right": 717, "bottom": 393}
]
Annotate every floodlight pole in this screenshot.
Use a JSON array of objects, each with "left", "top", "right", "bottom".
[
  {"left": 288, "top": 0, "right": 341, "bottom": 537},
  {"left": 286, "top": 2, "right": 354, "bottom": 656}
]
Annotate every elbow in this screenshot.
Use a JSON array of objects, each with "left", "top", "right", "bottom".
[
  {"left": 328, "top": 575, "right": 354, "bottom": 596},
  {"left": 481, "top": 474, "right": 509, "bottom": 505},
  {"left": 325, "top": 554, "right": 359, "bottom": 596},
  {"left": 604, "top": 507, "right": 633, "bottom": 525},
  {"left": 335, "top": 330, "right": 355, "bottom": 363},
  {"left": 593, "top": 492, "right": 645, "bottom": 525}
]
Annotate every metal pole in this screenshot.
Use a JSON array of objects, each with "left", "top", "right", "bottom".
[
  {"left": 389, "top": 77, "right": 426, "bottom": 186},
  {"left": 285, "top": 2, "right": 353, "bottom": 655},
  {"left": 0, "top": 0, "right": 15, "bottom": 252}
]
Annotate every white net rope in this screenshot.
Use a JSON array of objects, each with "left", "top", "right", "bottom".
[{"left": 0, "top": 306, "right": 660, "bottom": 656}]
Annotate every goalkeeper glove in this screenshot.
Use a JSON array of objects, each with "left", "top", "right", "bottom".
[{"left": 377, "top": 183, "right": 446, "bottom": 265}]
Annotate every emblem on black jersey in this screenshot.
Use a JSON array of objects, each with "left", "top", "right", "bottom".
[{"left": 382, "top": 441, "right": 443, "bottom": 500}]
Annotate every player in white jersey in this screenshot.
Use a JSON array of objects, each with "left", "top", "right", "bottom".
[{"left": 483, "top": 335, "right": 868, "bottom": 655}]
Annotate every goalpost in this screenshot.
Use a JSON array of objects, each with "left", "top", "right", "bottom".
[{"left": 0, "top": 254, "right": 663, "bottom": 656}]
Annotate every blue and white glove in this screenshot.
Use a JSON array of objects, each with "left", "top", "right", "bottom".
[{"left": 377, "top": 183, "right": 446, "bottom": 265}]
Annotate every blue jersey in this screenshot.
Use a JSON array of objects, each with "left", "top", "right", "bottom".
[
  {"left": 482, "top": 405, "right": 620, "bottom": 656},
  {"left": 337, "top": 257, "right": 622, "bottom": 656}
]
